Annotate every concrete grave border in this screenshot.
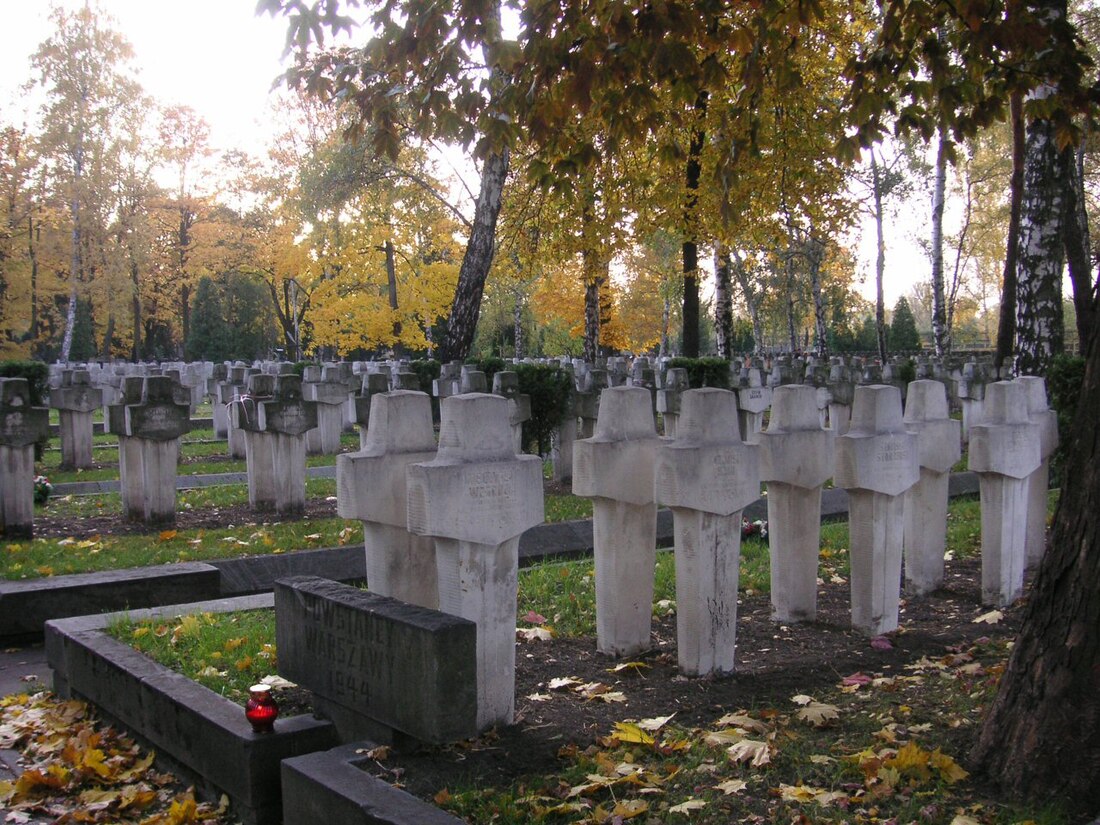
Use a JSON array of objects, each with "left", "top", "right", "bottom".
[
  {"left": 281, "top": 744, "right": 464, "bottom": 825},
  {"left": 45, "top": 594, "right": 337, "bottom": 825}
]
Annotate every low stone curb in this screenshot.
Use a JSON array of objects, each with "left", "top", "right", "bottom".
[
  {"left": 46, "top": 595, "right": 338, "bottom": 825},
  {"left": 281, "top": 744, "right": 464, "bottom": 825}
]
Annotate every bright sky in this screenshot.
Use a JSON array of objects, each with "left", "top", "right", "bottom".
[
  {"left": 0, "top": 0, "right": 291, "bottom": 155},
  {"left": 0, "top": 0, "right": 928, "bottom": 308}
]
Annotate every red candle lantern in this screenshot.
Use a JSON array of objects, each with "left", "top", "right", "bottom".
[{"left": 245, "top": 684, "right": 279, "bottom": 733}]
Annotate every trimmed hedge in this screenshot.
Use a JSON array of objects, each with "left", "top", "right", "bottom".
[
  {"left": 665, "top": 357, "right": 732, "bottom": 389},
  {"left": 0, "top": 360, "right": 49, "bottom": 405},
  {"left": 514, "top": 364, "right": 573, "bottom": 456}
]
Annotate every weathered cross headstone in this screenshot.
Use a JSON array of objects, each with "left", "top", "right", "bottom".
[
  {"left": 902, "top": 380, "right": 962, "bottom": 595},
  {"left": 0, "top": 379, "right": 49, "bottom": 537},
  {"left": 757, "top": 385, "right": 834, "bottom": 623},
  {"left": 835, "top": 385, "right": 919, "bottom": 635},
  {"left": 492, "top": 370, "right": 531, "bottom": 454},
  {"left": 968, "top": 381, "right": 1040, "bottom": 606},
  {"left": 232, "top": 374, "right": 318, "bottom": 516},
  {"left": 734, "top": 365, "right": 771, "bottom": 444},
  {"left": 1015, "top": 376, "right": 1058, "bottom": 568},
  {"left": 338, "top": 390, "right": 440, "bottom": 609},
  {"left": 574, "top": 386, "right": 660, "bottom": 656},
  {"left": 656, "top": 367, "right": 689, "bottom": 439},
  {"left": 49, "top": 370, "right": 102, "bottom": 470},
  {"left": 407, "top": 394, "right": 544, "bottom": 728},
  {"left": 655, "top": 388, "right": 758, "bottom": 676},
  {"left": 353, "top": 372, "right": 392, "bottom": 449},
  {"left": 303, "top": 365, "right": 350, "bottom": 455},
  {"left": 117, "top": 376, "right": 191, "bottom": 525},
  {"left": 207, "top": 364, "right": 229, "bottom": 438}
]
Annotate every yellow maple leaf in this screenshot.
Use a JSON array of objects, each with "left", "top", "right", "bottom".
[
  {"left": 81, "top": 746, "right": 112, "bottom": 778},
  {"left": 612, "top": 722, "right": 655, "bottom": 745},
  {"left": 611, "top": 799, "right": 649, "bottom": 818},
  {"left": 931, "top": 749, "right": 970, "bottom": 784},
  {"left": 885, "top": 741, "right": 932, "bottom": 783},
  {"left": 158, "top": 530, "right": 178, "bottom": 542}
]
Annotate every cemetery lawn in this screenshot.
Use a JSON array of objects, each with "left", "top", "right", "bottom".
[{"left": 107, "top": 494, "right": 1066, "bottom": 825}]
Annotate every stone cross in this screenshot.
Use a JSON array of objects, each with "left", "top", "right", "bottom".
[
  {"left": 835, "top": 385, "right": 919, "bottom": 635},
  {"left": 492, "top": 370, "right": 531, "bottom": 454},
  {"left": 902, "top": 380, "right": 962, "bottom": 595},
  {"left": 338, "top": 390, "right": 439, "bottom": 609},
  {"left": 656, "top": 367, "right": 689, "bottom": 438},
  {"left": 757, "top": 385, "right": 834, "bottom": 623},
  {"left": 303, "top": 365, "right": 350, "bottom": 455},
  {"left": 958, "top": 360, "right": 991, "bottom": 444},
  {"left": 432, "top": 362, "right": 462, "bottom": 399},
  {"left": 734, "top": 366, "right": 771, "bottom": 444},
  {"left": 1014, "top": 376, "right": 1058, "bottom": 568},
  {"left": 407, "top": 394, "right": 544, "bottom": 728},
  {"left": 968, "top": 381, "right": 1041, "bottom": 606},
  {"left": 49, "top": 370, "right": 102, "bottom": 470},
  {"left": 232, "top": 374, "right": 318, "bottom": 516},
  {"left": 207, "top": 364, "right": 229, "bottom": 438},
  {"left": 353, "top": 373, "right": 392, "bottom": 449},
  {"left": 0, "top": 379, "right": 49, "bottom": 537},
  {"left": 116, "top": 376, "right": 191, "bottom": 525},
  {"left": 219, "top": 366, "right": 253, "bottom": 459},
  {"left": 655, "top": 388, "right": 759, "bottom": 676},
  {"left": 827, "top": 360, "right": 855, "bottom": 435},
  {"left": 573, "top": 386, "right": 660, "bottom": 656},
  {"left": 457, "top": 365, "right": 486, "bottom": 394},
  {"left": 575, "top": 369, "right": 608, "bottom": 439}
]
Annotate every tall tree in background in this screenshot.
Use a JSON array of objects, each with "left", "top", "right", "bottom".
[{"left": 29, "top": 3, "right": 140, "bottom": 362}]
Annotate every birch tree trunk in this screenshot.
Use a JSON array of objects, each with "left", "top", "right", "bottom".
[
  {"left": 1064, "top": 140, "right": 1094, "bottom": 348},
  {"left": 995, "top": 90, "right": 1024, "bottom": 371},
  {"left": 1014, "top": 90, "right": 1068, "bottom": 376},
  {"left": 929, "top": 130, "right": 949, "bottom": 358},
  {"left": 871, "top": 153, "right": 887, "bottom": 362},
  {"left": 713, "top": 246, "right": 733, "bottom": 359},
  {"left": 807, "top": 235, "right": 828, "bottom": 357},
  {"left": 439, "top": 148, "right": 509, "bottom": 362}
]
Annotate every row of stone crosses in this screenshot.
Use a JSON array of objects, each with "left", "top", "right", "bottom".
[{"left": 0, "top": 354, "right": 1053, "bottom": 729}]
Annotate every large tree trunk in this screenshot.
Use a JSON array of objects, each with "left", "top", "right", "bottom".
[
  {"left": 995, "top": 90, "right": 1025, "bottom": 370},
  {"left": 438, "top": 148, "right": 509, "bottom": 362},
  {"left": 384, "top": 239, "right": 403, "bottom": 348},
  {"left": 970, "top": 315, "right": 1100, "bottom": 816},
  {"left": 713, "top": 246, "right": 733, "bottom": 359},
  {"left": 929, "top": 130, "right": 949, "bottom": 358},
  {"left": 1014, "top": 89, "right": 1069, "bottom": 376},
  {"left": 681, "top": 92, "right": 707, "bottom": 359},
  {"left": 1064, "top": 140, "right": 1094, "bottom": 349}
]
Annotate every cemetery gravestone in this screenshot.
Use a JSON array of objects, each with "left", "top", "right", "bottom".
[
  {"left": 1015, "top": 376, "right": 1058, "bottom": 568},
  {"left": 902, "top": 380, "right": 962, "bottom": 595},
  {"left": 835, "top": 385, "right": 919, "bottom": 635},
  {"left": 338, "top": 390, "right": 440, "bottom": 609},
  {"left": 352, "top": 373, "right": 392, "bottom": 449},
  {"left": 120, "top": 376, "right": 192, "bottom": 525},
  {"left": 407, "top": 394, "right": 544, "bottom": 728},
  {"left": 757, "top": 385, "right": 834, "bottom": 623},
  {"left": 275, "top": 576, "right": 477, "bottom": 745},
  {"left": 573, "top": 386, "right": 660, "bottom": 657},
  {"left": 49, "top": 369, "right": 103, "bottom": 470},
  {"left": 0, "top": 379, "right": 49, "bottom": 537},
  {"left": 655, "top": 388, "right": 759, "bottom": 676},
  {"left": 968, "top": 381, "right": 1041, "bottom": 606}
]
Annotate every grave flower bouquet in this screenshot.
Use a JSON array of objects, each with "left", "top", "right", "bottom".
[
  {"left": 33, "top": 475, "right": 53, "bottom": 505},
  {"left": 741, "top": 517, "right": 768, "bottom": 542}
]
